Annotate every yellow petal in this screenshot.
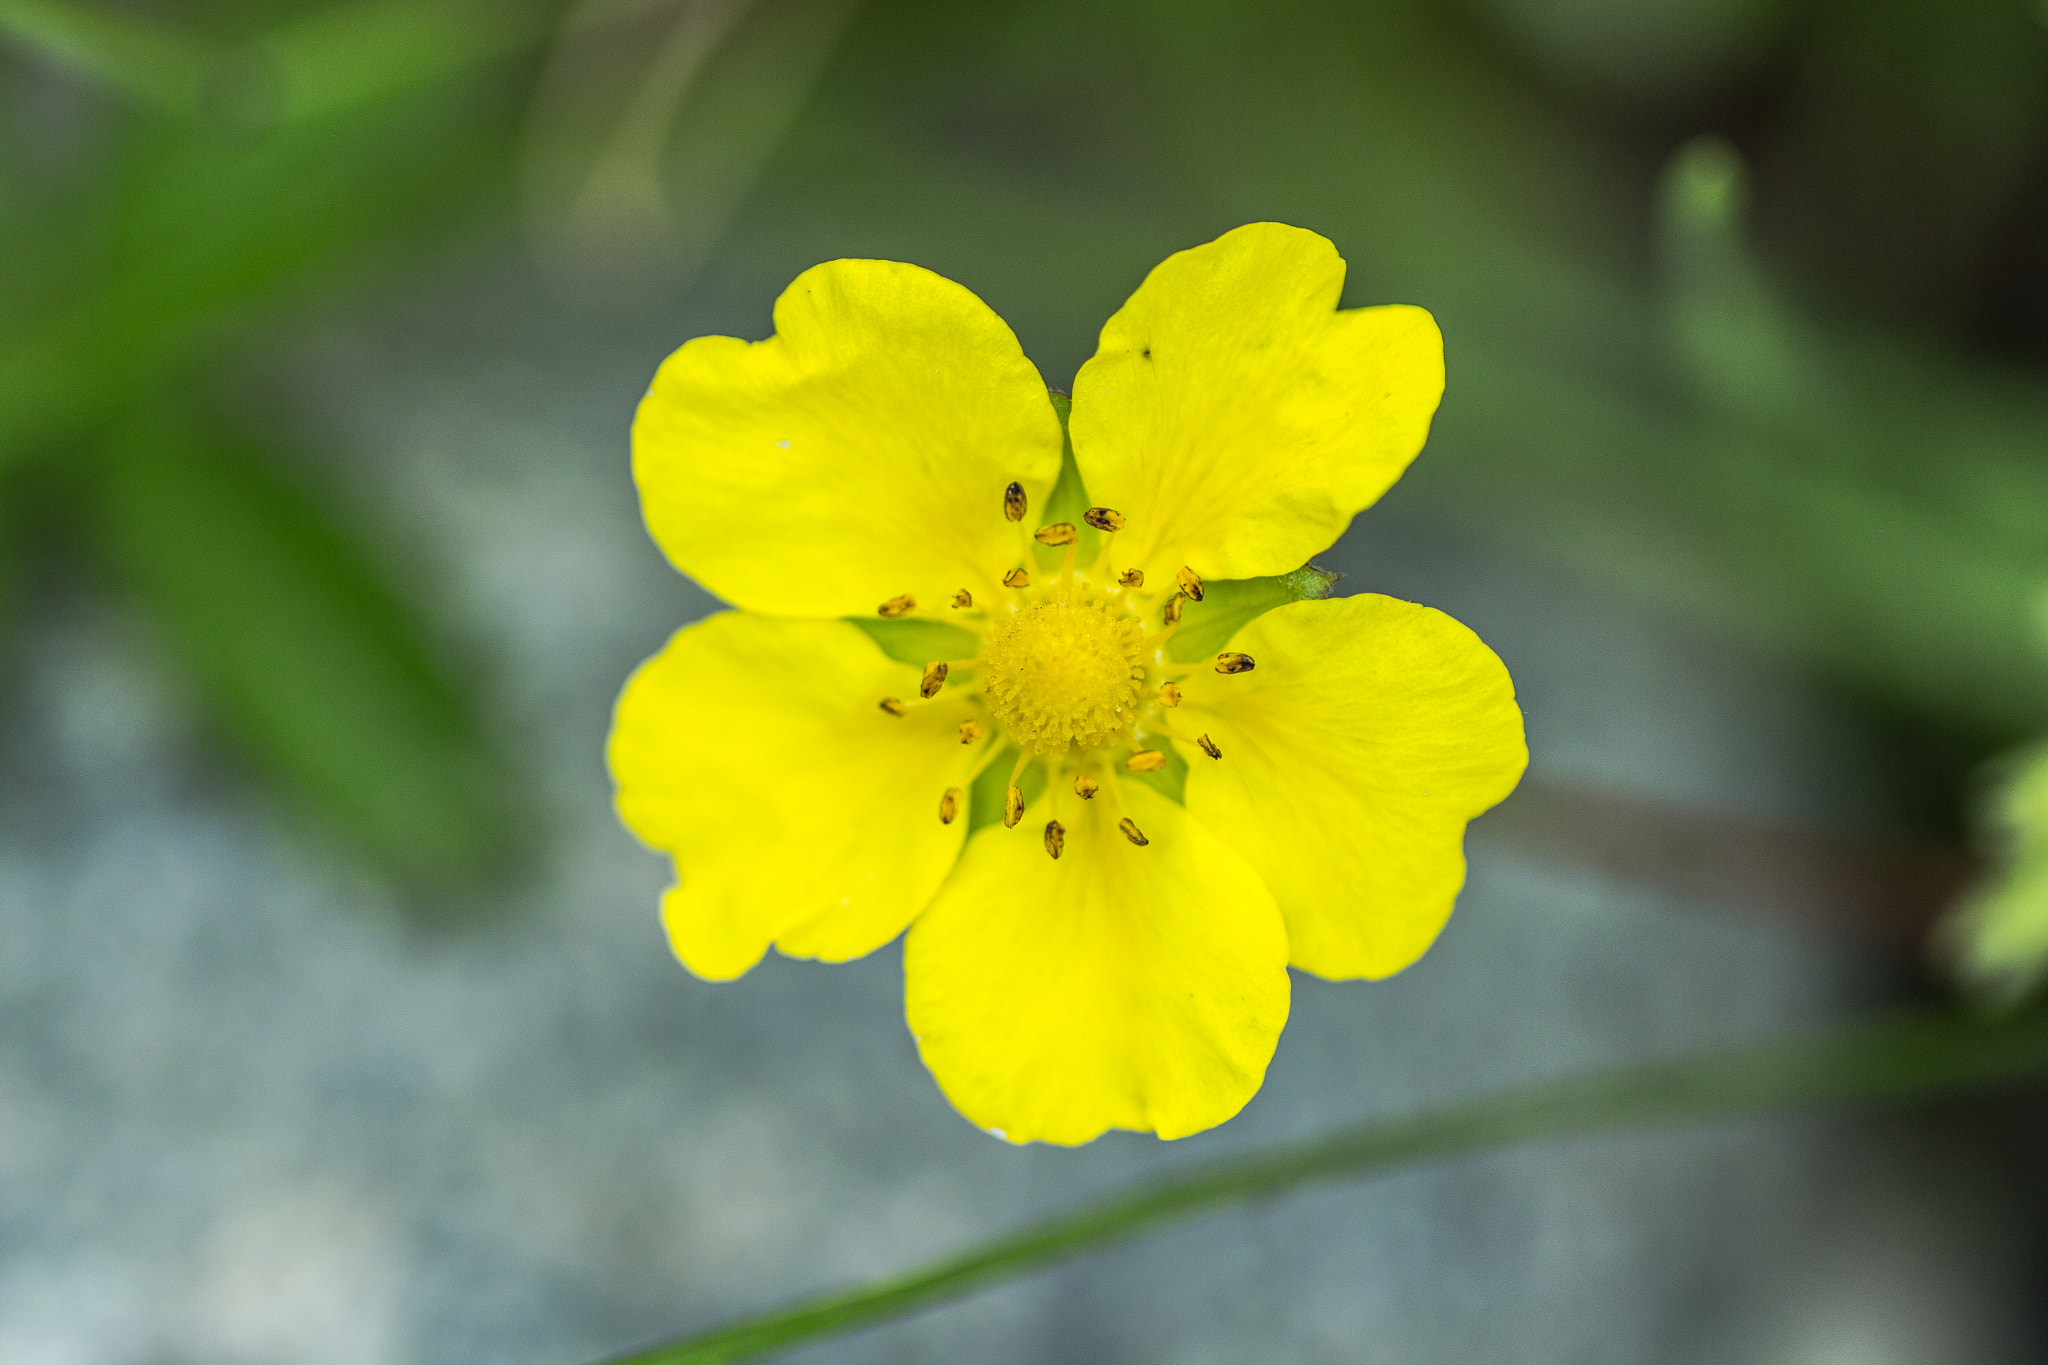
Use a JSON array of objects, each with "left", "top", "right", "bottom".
[
  {"left": 1176, "top": 595, "right": 1525, "bottom": 981},
  {"left": 608, "top": 612, "right": 987, "bottom": 979},
  {"left": 904, "top": 782, "right": 1288, "bottom": 1145},
  {"left": 1070, "top": 223, "right": 1442, "bottom": 584},
  {"left": 633, "top": 259, "right": 1065, "bottom": 617}
]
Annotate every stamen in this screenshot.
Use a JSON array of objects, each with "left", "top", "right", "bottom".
[
  {"left": 1159, "top": 683, "right": 1182, "bottom": 707},
  {"left": 879, "top": 698, "right": 909, "bottom": 717},
  {"left": 1083, "top": 509, "right": 1125, "bottom": 583},
  {"left": 1126, "top": 749, "right": 1166, "bottom": 772},
  {"left": 1034, "top": 522, "right": 1077, "bottom": 546},
  {"left": 1074, "top": 773, "right": 1100, "bottom": 800},
  {"left": 1196, "top": 733, "right": 1222, "bottom": 759},
  {"left": 878, "top": 595, "right": 916, "bottom": 617},
  {"left": 952, "top": 589, "right": 973, "bottom": 609},
  {"left": 920, "top": 662, "right": 948, "bottom": 699},
  {"left": 1117, "top": 567, "right": 1144, "bottom": 589},
  {"left": 1215, "top": 652, "right": 1256, "bottom": 674},
  {"left": 939, "top": 788, "right": 961, "bottom": 824},
  {"left": 1162, "top": 594, "right": 1184, "bottom": 626},
  {"left": 1003, "top": 749, "right": 1031, "bottom": 829},
  {"left": 1176, "top": 566, "right": 1204, "bottom": 601},
  {"left": 958, "top": 719, "right": 983, "bottom": 744},
  {"left": 1043, "top": 820, "right": 1065, "bottom": 860},
  {"left": 1098, "top": 765, "right": 1146, "bottom": 849},
  {"left": 1003, "top": 482, "right": 1027, "bottom": 522},
  {"left": 1003, "top": 567, "right": 1030, "bottom": 589}
]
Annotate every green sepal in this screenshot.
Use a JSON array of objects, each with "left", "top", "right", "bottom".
[
  {"left": 847, "top": 616, "right": 980, "bottom": 667},
  {"left": 1124, "top": 741, "right": 1188, "bottom": 805},
  {"left": 1033, "top": 391, "right": 1099, "bottom": 570},
  {"left": 1168, "top": 564, "right": 1342, "bottom": 661},
  {"left": 966, "top": 745, "right": 1043, "bottom": 834},
  {"left": 965, "top": 744, "right": 1181, "bottom": 830}
]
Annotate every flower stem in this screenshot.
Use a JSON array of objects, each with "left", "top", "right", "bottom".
[{"left": 597, "top": 1007, "right": 2048, "bottom": 1365}]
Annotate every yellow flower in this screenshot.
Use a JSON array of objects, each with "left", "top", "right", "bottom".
[{"left": 609, "top": 223, "right": 1527, "bottom": 1145}]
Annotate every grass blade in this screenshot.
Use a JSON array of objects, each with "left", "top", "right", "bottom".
[{"left": 603, "top": 1007, "right": 2048, "bottom": 1365}]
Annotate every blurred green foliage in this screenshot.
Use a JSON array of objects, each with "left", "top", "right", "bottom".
[
  {"left": 0, "top": 0, "right": 550, "bottom": 888},
  {"left": 719, "top": 0, "right": 2048, "bottom": 745},
  {"left": 10, "top": 0, "right": 2048, "bottom": 941},
  {"left": 99, "top": 410, "right": 516, "bottom": 882},
  {"left": 1951, "top": 741, "right": 2048, "bottom": 1002}
]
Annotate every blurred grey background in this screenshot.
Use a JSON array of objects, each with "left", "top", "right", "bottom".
[
  {"left": 0, "top": 264, "right": 2035, "bottom": 1363},
  {"left": 7, "top": 1, "right": 2048, "bottom": 1361}
]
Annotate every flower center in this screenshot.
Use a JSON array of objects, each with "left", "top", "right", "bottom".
[
  {"left": 868, "top": 484, "right": 1252, "bottom": 857},
  {"left": 980, "top": 595, "right": 1145, "bottom": 754}
]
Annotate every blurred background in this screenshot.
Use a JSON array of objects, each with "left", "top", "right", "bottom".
[{"left": 6, "top": 0, "right": 2048, "bottom": 1360}]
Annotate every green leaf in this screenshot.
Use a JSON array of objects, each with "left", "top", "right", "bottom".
[
  {"left": 1949, "top": 739, "right": 2048, "bottom": 1005},
  {"left": 0, "top": 0, "right": 537, "bottom": 470},
  {"left": 0, "top": 0, "right": 536, "bottom": 124},
  {"left": 0, "top": 0, "right": 213, "bottom": 111},
  {"left": 95, "top": 409, "right": 521, "bottom": 890},
  {"left": 1167, "top": 564, "right": 1341, "bottom": 662},
  {"left": 607, "top": 1006, "right": 2048, "bottom": 1365},
  {"left": 257, "top": 0, "right": 536, "bottom": 126}
]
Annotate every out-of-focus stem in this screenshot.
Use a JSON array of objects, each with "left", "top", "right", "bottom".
[{"left": 600, "top": 1007, "right": 2048, "bottom": 1365}]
